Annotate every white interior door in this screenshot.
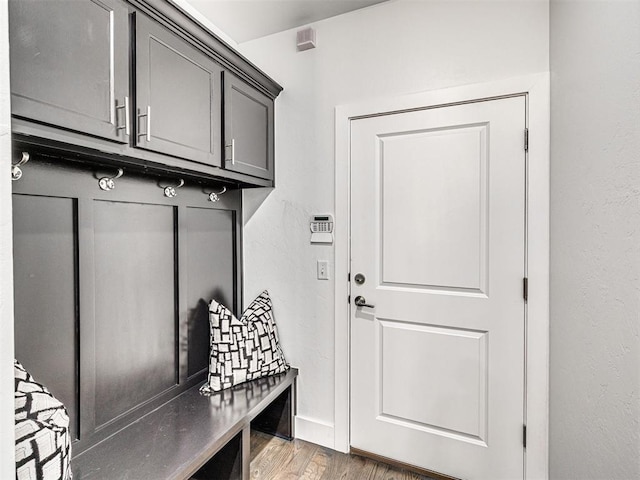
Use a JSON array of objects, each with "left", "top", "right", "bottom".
[{"left": 349, "top": 96, "right": 527, "bottom": 480}]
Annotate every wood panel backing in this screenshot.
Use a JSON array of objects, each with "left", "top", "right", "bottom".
[
  {"left": 185, "top": 207, "right": 236, "bottom": 378},
  {"left": 13, "top": 194, "right": 79, "bottom": 440},
  {"left": 93, "top": 201, "right": 177, "bottom": 427},
  {"left": 11, "top": 156, "right": 242, "bottom": 453}
]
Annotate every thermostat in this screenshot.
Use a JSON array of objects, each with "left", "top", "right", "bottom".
[{"left": 310, "top": 214, "right": 333, "bottom": 244}]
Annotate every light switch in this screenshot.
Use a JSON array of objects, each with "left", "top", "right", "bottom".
[{"left": 317, "top": 260, "right": 329, "bottom": 280}]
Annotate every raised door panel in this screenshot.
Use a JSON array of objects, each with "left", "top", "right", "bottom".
[
  {"left": 135, "top": 13, "right": 222, "bottom": 166},
  {"left": 93, "top": 200, "right": 177, "bottom": 428},
  {"left": 9, "top": 0, "right": 129, "bottom": 143},
  {"left": 12, "top": 194, "right": 79, "bottom": 441},
  {"left": 381, "top": 125, "right": 488, "bottom": 293},
  {"left": 224, "top": 73, "right": 274, "bottom": 180}
]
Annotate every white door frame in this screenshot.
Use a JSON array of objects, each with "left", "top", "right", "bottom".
[{"left": 334, "top": 73, "right": 550, "bottom": 480}]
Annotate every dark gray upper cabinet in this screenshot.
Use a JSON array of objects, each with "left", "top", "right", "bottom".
[
  {"left": 134, "top": 13, "right": 222, "bottom": 166},
  {"left": 224, "top": 73, "right": 274, "bottom": 181},
  {"left": 9, "top": 0, "right": 282, "bottom": 186},
  {"left": 9, "top": 0, "right": 130, "bottom": 144}
]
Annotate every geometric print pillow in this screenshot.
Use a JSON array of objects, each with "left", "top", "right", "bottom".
[
  {"left": 200, "top": 290, "right": 289, "bottom": 394},
  {"left": 14, "top": 360, "right": 72, "bottom": 480}
]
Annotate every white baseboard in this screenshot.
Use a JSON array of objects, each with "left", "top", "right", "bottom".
[{"left": 294, "top": 416, "right": 335, "bottom": 450}]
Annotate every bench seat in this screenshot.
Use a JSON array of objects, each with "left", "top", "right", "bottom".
[{"left": 72, "top": 368, "right": 297, "bottom": 480}]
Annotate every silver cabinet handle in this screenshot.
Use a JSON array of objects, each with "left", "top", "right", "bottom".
[
  {"left": 115, "top": 96, "right": 130, "bottom": 136},
  {"left": 225, "top": 139, "right": 235, "bottom": 165},
  {"left": 124, "top": 96, "right": 130, "bottom": 136},
  {"left": 354, "top": 296, "right": 375, "bottom": 308},
  {"left": 138, "top": 105, "right": 151, "bottom": 142}
]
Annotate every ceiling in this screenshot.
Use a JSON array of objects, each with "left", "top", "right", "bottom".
[{"left": 184, "top": 0, "right": 389, "bottom": 44}]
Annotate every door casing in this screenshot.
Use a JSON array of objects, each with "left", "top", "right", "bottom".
[{"left": 334, "top": 73, "right": 550, "bottom": 480}]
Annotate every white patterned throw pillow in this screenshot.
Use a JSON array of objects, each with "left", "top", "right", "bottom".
[
  {"left": 15, "top": 360, "right": 72, "bottom": 480},
  {"left": 200, "top": 290, "right": 289, "bottom": 394}
]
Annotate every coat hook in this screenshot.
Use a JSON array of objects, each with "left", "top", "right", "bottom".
[
  {"left": 162, "top": 179, "right": 184, "bottom": 198},
  {"left": 11, "top": 152, "right": 30, "bottom": 181},
  {"left": 98, "top": 168, "right": 124, "bottom": 191},
  {"left": 207, "top": 186, "right": 227, "bottom": 202}
]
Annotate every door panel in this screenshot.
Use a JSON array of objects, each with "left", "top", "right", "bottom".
[
  {"left": 9, "top": 0, "right": 129, "bottom": 143},
  {"left": 148, "top": 38, "right": 212, "bottom": 151},
  {"left": 135, "top": 13, "right": 222, "bottom": 166},
  {"left": 379, "top": 320, "right": 488, "bottom": 443},
  {"left": 350, "top": 96, "right": 526, "bottom": 480},
  {"left": 224, "top": 73, "right": 274, "bottom": 180},
  {"left": 380, "top": 124, "right": 488, "bottom": 292}
]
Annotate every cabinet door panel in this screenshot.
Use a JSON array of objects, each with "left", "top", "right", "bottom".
[
  {"left": 224, "top": 74, "right": 274, "bottom": 180},
  {"left": 9, "top": 0, "right": 129, "bottom": 143},
  {"left": 135, "top": 13, "right": 222, "bottom": 166}
]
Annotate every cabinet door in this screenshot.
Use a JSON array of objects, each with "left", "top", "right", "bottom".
[
  {"left": 223, "top": 74, "right": 274, "bottom": 180},
  {"left": 9, "top": 0, "right": 130, "bottom": 143},
  {"left": 135, "top": 13, "right": 222, "bottom": 166}
]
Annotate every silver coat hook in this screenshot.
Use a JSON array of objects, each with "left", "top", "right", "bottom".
[
  {"left": 11, "top": 152, "right": 30, "bottom": 181},
  {"left": 207, "top": 186, "right": 227, "bottom": 202},
  {"left": 98, "top": 168, "right": 124, "bottom": 191},
  {"left": 162, "top": 179, "right": 184, "bottom": 198}
]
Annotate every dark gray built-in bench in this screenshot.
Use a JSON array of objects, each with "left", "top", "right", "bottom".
[
  {"left": 73, "top": 368, "right": 297, "bottom": 480},
  {"left": 13, "top": 159, "right": 295, "bottom": 480}
]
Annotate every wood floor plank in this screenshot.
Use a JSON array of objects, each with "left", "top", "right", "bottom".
[
  {"left": 301, "top": 448, "right": 329, "bottom": 480},
  {"left": 250, "top": 432, "right": 291, "bottom": 479},
  {"left": 250, "top": 431, "right": 436, "bottom": 480},
  {"left": 268, "top": 437, "right": 318, "bottom": 479}
]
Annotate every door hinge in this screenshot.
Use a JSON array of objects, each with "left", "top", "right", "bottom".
[
  {"left": 523, "top": 424, "right": 527, "bottom": 448},
  {"left": 348, "top": 272, "right": 351, "bottom": 282},
  {"left": 523, "top": 277, "right": 528, "bottom": 302},
  {"left": 348, "top": 295, "right": 351, "bottom": 304},
  {"left": 524, "top": 128, "right": 529, "bottom": 152}
]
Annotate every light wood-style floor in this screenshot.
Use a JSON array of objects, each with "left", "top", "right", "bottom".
[{"left": 250, "top": 431, "right": 436, "bottom": 480}]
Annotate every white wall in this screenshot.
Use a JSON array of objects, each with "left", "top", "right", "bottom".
[
  {"left": 549, "top": 1, "right": 640, "bottom": 479},
  {"left": 0, "top": 0, "right": 15, "bottom": 476},
  {"left": 238, "top": 0, "right": 549, "bottom": 447},
  {"left": 171, "top": 0, "right": 239, "bottom": 48}
]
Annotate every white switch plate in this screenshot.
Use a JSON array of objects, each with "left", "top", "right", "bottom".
[{"left": 317, "top": 260, "right": 329, "bottom": 280}]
